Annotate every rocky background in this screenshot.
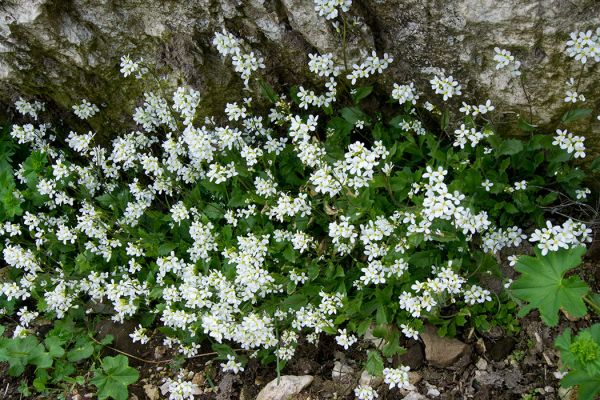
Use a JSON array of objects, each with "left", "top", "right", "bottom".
[{"left": 1, "top": 0, "right": 599, "bottom": 144}]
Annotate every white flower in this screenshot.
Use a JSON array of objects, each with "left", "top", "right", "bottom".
[
  {"left": 565, "top": 28, "right": 600, "bottom": 64},
  {"left": 392, "top": 82, "right": 419, "bottom": 105},
  {"left": 335, "top": 328, "right": 357, "bottom": 349},
  {"left": 430, "top": 75, "right": 462, "bottom": 101},
  {"left": 564, "top": 90, "right": 578, "bottom": 103},
  {"left": 354, "top": 384, "right": 378, "bottom": 400},
  {"left": 514, "top": 180, "right": 527, "bottom": 191},
  {"left": 72, "top": 99, "right": 99, "bottom": 119},
  {"left": 314, "top": 0, "right": 353, "bottom": 20},
  {"left": 221, "top": 354, "right": 244, "bottom": 374},
  {"left": 493, "top": 47, "right": 514, "bottom": 69},
  {"left": 400, "top": 324, "right": 419, "bottom": 340},
  {"left": 575, "top": 188, "right": 591, "bottom": 200},
  {"left": 481, "top": 179, "right": 493, "bottom": 191},
  {"left": 383, "top": 366, "right": 410, "bottom": 389},
  {"left": 464, "top": 285, "right": 492, "bottom": 305}
]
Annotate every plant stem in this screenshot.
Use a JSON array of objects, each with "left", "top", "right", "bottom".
[
  {"left": 341, "top": 15, "right": 349, "bottom": 71},
  {"left": 584, "top": 294, "right": 600, "bottom": 315}
]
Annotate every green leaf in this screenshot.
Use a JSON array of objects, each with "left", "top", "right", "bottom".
[
  {"left": 365, "top": 350, "right": 384, "bottom": 377},
  {"left": 258, "top": 78, "right": 279, "bottom": 103},
  {"left": 517, "top": 118, "right": 537, "bottom": 132},
  {"left": 511, "top": 246, "right": 589, "bottom": 326},
  {"left": 90, "top": 355, "right": 139, "bottom": 400},
  {"left": 497, "top": 139, "right": 523, "bottom": 156},
  {"left": 560, "top": 369, "right": 600, "bottom": 400},
  {"left": 352, "top": 86, "right": 373, "bottom": 104},
  {"left": 44, "top": 336, "right": 65, "bottom": 358},
  {"left": 440, "top": 109, "right": 450, "bottom": 131},
  {"left": 561, "top": 108, "right": 593, "bottom": 124},
  {"left": 341, "top": 107, "right": 368, "bottom": 125},
  {"left": 67, "top": 337, "right": 95, "bottom": 362}
]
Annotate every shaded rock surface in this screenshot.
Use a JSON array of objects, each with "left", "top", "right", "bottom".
[{"left": 0, "top": 0, "right": 599, "bottom": 144}]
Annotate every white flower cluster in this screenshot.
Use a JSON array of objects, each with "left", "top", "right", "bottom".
[
  {"left": 335, "top": 328, "right": 357, "bottom": 349},
  {"left": 346, "top": 52, "right": 393, "bottom": 85},
  {"left": 391, "top": 82, "right": 419, "bottom": 105},
  {"left": 72, "top": 99, "right": 99, "bottom": 119},
  {"left": 493, "top": 47, "right": 521, "bottom": 76},
  {"left": 120, "top": 55, "right": 148, "bottom": 78},
  {"left": 529, "top": 219, "right": 592, "bottom": 256},
  {"left": 221, "top": 354, "right": 245, "bottom": 374},
  {"left": 566, "top": 28, "right": 600, "bottom": 64},
  {"left": 213, "top": 29, "right": 265, "bottom": 86},
  {"left": 314, "top": 0, "right": 352, "bottom": 20},
  {"left": 164, "top": 374, "right": 198, "bottom": 400},
  {"left": 459, "top": 100, "right": 494, "bottom": 117},
  {"left": 15, "top": 98, "right": 45, "bottom": 120},
  {"left": 463, "top": 285, "right": 492, "bottom": 305},
  {"left": 354, "top": 384, "right": 378, "bottom": 400},
  {"left": 553, "top": 129, "right": 586, "bottom": 158},
  {"left": 2, "top": 30, "right": 595, "bottom": 391},
  {"left": 430, "top": 75, "right": 462, "bottom": 101},
  {"left": 452, "top": 124, "right": 493, "bottom": 149},
  {"left": 383, "top": 366, "right": 410, "bottom": 389}
]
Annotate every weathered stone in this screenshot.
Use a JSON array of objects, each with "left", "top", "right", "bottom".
[
  {"left": 359, "top": 369, "right": 383, "bottom": 388},
  {"left": 408, "top": 371, "right": 422, "bottom": 385},
  {"left": 256, "top": 375, "right": 313, "bottom": 400},
  {"left": 0, "top": 0, "right": 598, "bottom": 148},
  {"left": 399, "top": 341, "right": 425, "bottom": 369},
  {"left": 143, "top": 384, "right": 160, "bottom": 400},
  {"left": 421, "top": 325, "right": 471, "bottom": 368},
  {"left": 332, "top": 361, "right": 354, "bottom": 382},
  {"left": 475, "top": 357, "right": 488, "bottom": 371},
  {"left": 364, "top": 325, "right": 385, "bottom": 348},
  {"left": 402, "top": 392, "right": 427, "bottom": 400},
  {"left": 487, "top": 336, "right": 517, "bottom": 361}
]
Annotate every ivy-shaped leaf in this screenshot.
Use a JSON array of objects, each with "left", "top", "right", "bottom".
[
  {"left": 511, "top": 246, "right": 588, "bottom": 326},
  {"left": 90, "top": 355, "right": 139, "bottom": 400}
]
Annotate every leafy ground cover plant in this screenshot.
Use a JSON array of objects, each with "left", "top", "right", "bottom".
[{"left": 0, "top": 1, "right": 599, "bottom": 399}]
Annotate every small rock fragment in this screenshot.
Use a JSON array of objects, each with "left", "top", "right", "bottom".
[
  {"left": 402, "top": 392, "right": 427, "bottom": 400},
  {"left": 420, "top": 325, "right": 471, "bottom": 367},
  {"left": 154, "top": 345, "right": 167, "bottom": 360},
  {"left": 256, "top": 375, "right": 313, "bottom": 400},
  {"left": 408, "top": 371, "right": 422, "bottom": 385},
  {"left": 475, "top": 357, "right": 488, "bottom": 371},
  {"left": 487, "top": 337, "right": 516, "bottom": 361},
  {"left": 144, "top": 384, "right": 160, "bottom": 400},
  {"left": 425, "top": 381, "right": 441, "bottom": 397},
  {"left": 359, "top": 370, "right": 383, "bottom": 388},
  {"left": 332, "top": 361, "right": 354, "bottom": 382},
  {"left": 192, "top": 372, "right": 204, "bottom": 386},
  {"left": 364, "top": 325, "right": 385, "bottom": 348},
  {"left": 399, "top": 341, "right": 425, "bottom": 369}
]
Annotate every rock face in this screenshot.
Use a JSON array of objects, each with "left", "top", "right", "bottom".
[{"left": 1, "top": 0, "right": 599, "bottom": 138}]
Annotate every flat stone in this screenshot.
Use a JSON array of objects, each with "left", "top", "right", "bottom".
[
  {"left": 256, "top": 375, "right": 313, "bottom": 400},
  {"left": 421, "top": 325, "right": 471, "bottom": 368}
]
